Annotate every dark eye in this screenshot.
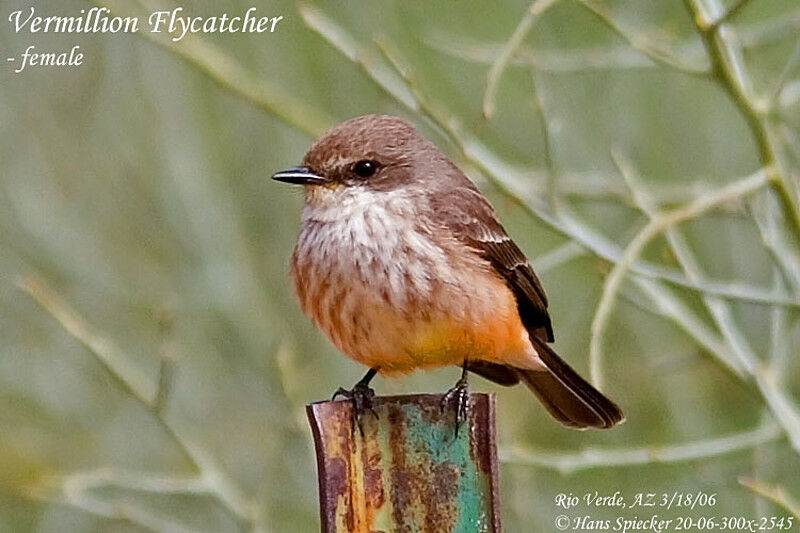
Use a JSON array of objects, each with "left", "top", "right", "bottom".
[{"left": 352, "top": 160, "right": 378, "bottom": 178}]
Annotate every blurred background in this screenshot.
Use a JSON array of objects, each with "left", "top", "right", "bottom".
[{"left": 2, "top": 0, "right": 800, "bottom": 531}]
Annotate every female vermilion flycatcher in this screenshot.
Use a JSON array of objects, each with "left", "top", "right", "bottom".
[{"left": 273, "top": 114, "right": 624, "bottom": 430}]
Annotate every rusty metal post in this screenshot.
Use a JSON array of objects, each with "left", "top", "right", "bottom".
[{"left": 306, "top": 393, "right": 502, "bottom": 533}]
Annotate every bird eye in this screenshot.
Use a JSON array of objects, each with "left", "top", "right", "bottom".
[{"left": 352, "top": 160, "right": 378, "bottom": 178}]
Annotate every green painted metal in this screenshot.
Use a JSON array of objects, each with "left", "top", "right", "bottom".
[{"left": 307, "top": 393, "right": 502, "bottom": 533}]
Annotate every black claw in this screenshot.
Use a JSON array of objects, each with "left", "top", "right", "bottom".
[
  {"left": 333, "top": 380, "right": 377, "bottom": 435},
  {"left": 441, "top": 376, "right": 470, "bottom": 437}
]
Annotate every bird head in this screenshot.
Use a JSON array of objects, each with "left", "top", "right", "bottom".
[{"left": 273, "top": 115, "right": 450, "bottom": 206}]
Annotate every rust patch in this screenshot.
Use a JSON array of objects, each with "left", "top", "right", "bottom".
[
  {"left": 307, "top": 393, "right": 501, "bottom": 533},
  {"left": 425, "top": 462, "right": 459, "bottom": 532},
  {"left": 416, "top": 394, "right": 449, "bottom": 426},
  {"left": 362, "top": 440, "right": 384, "bottom": 509},
  {"left": 388, "top": 403, "right": 412, "bottom": 533}
]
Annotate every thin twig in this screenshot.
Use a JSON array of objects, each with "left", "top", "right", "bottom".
[
  {"left": 750, "top": 190, "right": 800, "bottom": 295},
  {"left": 753, "top": 367, "right": 800, "bottom": 453},
  {"left": 483, "top": 0, "right": 561, "bottom": 119},
  {"left": 154, "top": 306, "right": 176, "bottom": 414},
  {"left": 470, "top": 166, "right": 763, "bottom": 210},
  {"left": 751, "top": 195, "right": 800, "bottom": 453},
  {"left": 25, "top": 481, "right": 203, "bottom": 533},
  {"left": 768, "top": 271, "right": 791, "bottom": 377},
  {"left": 427, "top": 11, "right": 800, "bottom": 73},
  {"left": 297, "top": 3, "right": 417, "bottom": 112},
  {"left": 628, "top": 276, "right": 745, "bottom": 379},
  {"left": 767, "top": 36, "right": 800, "bottom": 109},
  {"left": 45, "top": 468, "right": 206, "bottom": 495},
  {"left": 501, "top": 421, "right": 781, "bottom": 475},
  {"left": 613, "top": 153, "right": 800, "bottom": 452},
  {"left": 426, "top": 31, "right": 701, "bottom": 72},
  {"left": 599, "top": 157, "right": 800, "bottom": 455},
  {"left": 97, "top": 0, "right": 333, "bottom": 138},
  {"left": 678, "top": 0, "right": 800, "bottom": 454},
  {"left": 18, "top": 276, "right": 156, "bottom": 404},
  {"left": 16, "top": 275, "right": 262, "bottom": 530},
  {"left": 574, "top": 0, "right": 709, "bottom": 76},
  {"left": 530, "top": 72, "right": 557, "bottom": 207},
  {"left": 612, "top": 151, "right": 756, "bottom": 374},
  {"left": 684, "top": 0, "right": 800, "bottom": 251},
  {"left": 738, "top": 10, "right": 800, "bottom": 49},
  {"left": 589, "top": 168, "right": 770, "bottom": 387},
  {"left": 533, "top": 241, "right": 586, "bottom": 273},
  {"left": 739, "top": 477, "right": 800, "bottom": 520},
  {"left": 710, "top": 0, "right": 755, "bottom": 30},
  {"left": 750, "top": 192, "right": 800, "bottom": 386},
  {"left": 559, "top": 203, "right": 798, "bottom": 307}
]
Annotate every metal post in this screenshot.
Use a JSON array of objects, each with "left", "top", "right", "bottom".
[{"left": 307, "top": 393, "right": 502, "bottom": 533}]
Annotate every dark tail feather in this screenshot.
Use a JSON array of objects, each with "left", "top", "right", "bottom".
[
  {"left": 468, "top": 361, "right": 521, "bottom": 386},
  {"left": 517, "top": 340, "right": 625, "bottom": 430}
]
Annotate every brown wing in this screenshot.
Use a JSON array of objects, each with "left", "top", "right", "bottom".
[
  {"left": 431, "top": 185, "right": 554, "bottom": 342},
  {"left": 431, "top": 183, "right": 625, "bottom": 429}
]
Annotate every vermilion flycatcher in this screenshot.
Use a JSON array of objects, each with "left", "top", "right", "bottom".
[{"left": 274, "top": 114, "right": 624, "bottom": 430}]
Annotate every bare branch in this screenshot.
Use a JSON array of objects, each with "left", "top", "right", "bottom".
[
  {"left": 557, "top": 205, "right": 799, "bottom": 307},
  {"left": 25, "top": 479, "right": 203, "bottom": 533},
  {"left": 501, "top": 422, "right": 781, "bottom": 475},
  {"left": 753, "top": 367, "right": 800, "bottom": 453},
  {"left": 710, "top": 0, "right": 755, "bottom": 30},
  {"left": 739, "top": 477, "right": 800, "bottom": 520},
  {"left": 738, "top": 10, "right": 800, "bottom": 49},
  {"left": 97, "top": 0, "right": 332, "bottom": 138},
  {"left": 16, "top": 275, "right": 262, "bottom": 529},
  {"left": 613, "top": 154, "right": 800, "bottom": 452},
  {"left": 574, "top": 0, "right": 709, "bottom": 76},
  {"left": 530, "top": 72, "right": 557, "bottom": 207},
  {"left": 768, "top": 271, "right": 791, "bottom": 376},
  {"left": 483, "top": 0, "right": 561, "bottom": 119},
  {"left": 155, "top": 306, "right": 176, "bottom": 414},
  {"left": 533, "top": 241, "right": 585, "bottom": 273},
  {"left": 751, "top": 190, "right": 800, "bottom": 295},
  {"left": 52, "top": 468, "right": 206, "bottom": 495},
  {"left": 17, "top": 275, "right": 156, "bottom": 405},
  {"left": 684, "top": 0, "right": 800, "bottom": 249},
  {"left": 297, "top": 4, "right": 417, "bottom": 112},
  {"left": 629, "top": 276, "right": 745, "bottom": 379},
  {"left": 428, "top": 10, "right": 800, "bottom": 74},
  {"left": 612, "top": 151, "right": 757, "bottom": 374},
  {"left": 426, "top": 31, "right": 701, "bottom": 72},
  {"left": 589, "top": 168, "right": 771, "bottom": 387},
  {"left": 768, "top": 36, "right": 800, "bottom": 109}
]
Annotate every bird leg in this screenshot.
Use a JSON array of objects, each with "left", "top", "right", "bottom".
[
  {"left": 441, "top": 361, "right": 470, "bottom": 435},
  {"left": 332, "top": 368, "right": 378, "bottom": 433}
]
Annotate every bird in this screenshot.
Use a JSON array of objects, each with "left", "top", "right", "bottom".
[{"left": 273, "top": 114, "right": 624, "bottom": 430}]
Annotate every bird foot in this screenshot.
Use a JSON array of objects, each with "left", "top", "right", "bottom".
[
  {"left": 441, "top": 376, "right": 470, "bottom": 436},
  {"left": 333, "top": 381, "right": 377, "bottom": 434}
]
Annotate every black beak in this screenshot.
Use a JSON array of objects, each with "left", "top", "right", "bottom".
[{"left": 272, "top": 167, "right": 327, "bottom": 185}]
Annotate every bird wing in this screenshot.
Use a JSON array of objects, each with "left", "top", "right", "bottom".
[{"left": 431, "top": 185, "right": 554, "bottom": 342}]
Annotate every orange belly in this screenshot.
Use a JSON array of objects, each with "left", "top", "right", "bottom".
[
  {"left": 294, "top": 246, "right": 537, "bottom": 374},
  {"left": 394, "top": 321, "right": 530, "bottom": 372},
  {"left": 362, "top": 282, "right": 532, "bottom": 374}
]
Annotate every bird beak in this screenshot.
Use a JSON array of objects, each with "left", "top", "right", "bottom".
[{"left": 272, "top": 167, "right": 327, "bottom": 185}]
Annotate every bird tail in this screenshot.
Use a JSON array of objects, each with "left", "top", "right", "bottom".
[{"left": 516, "top": 339, "right": 625, "bottom": 430}]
